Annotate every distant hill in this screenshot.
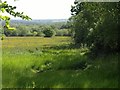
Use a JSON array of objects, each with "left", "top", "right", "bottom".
[{"left": 10, "top": 19, "right": 68, "bottom": 25}]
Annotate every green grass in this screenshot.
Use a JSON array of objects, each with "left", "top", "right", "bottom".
[{"left": 2, "top": 36, "right": 119, "bottom": 88}]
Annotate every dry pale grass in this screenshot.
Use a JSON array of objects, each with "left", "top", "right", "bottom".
[{"left": 2, "top": 36, "right": 71, "bottom": 49}]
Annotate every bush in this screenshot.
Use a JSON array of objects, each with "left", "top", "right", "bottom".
[
  {"left": 37, "top": 32, "right": 45, "bottom": 37},
  {"left": 43, "top": 27, "right": 55, "bottom": 37},
  {"left": 55, "top": 30, "right": 64, "bottom": 36},
  {"left": 55, "top": 29, "right": 71, "bottom": 36}
]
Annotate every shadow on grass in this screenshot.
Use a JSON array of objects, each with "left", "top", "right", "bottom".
[
  {"left": 42, "top": 43, "right": 81, "bottom": 50},
  {"left": 2, "top": 44, "right": 119, "bottom": 88},
  {"left": 15, "top": 67, "right": 118, "bottom": 88}
]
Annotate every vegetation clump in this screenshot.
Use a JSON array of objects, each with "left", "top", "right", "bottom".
[
  {"left": 69, "top": 2, "right": 120, "bottom": 55},
  {"left": 43, "top": 27, "right": 55, "bottom": 37}
]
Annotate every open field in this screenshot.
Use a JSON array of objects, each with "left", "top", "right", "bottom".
[{"left": 2, "top": 37, "right": 119, "bottom": 88}]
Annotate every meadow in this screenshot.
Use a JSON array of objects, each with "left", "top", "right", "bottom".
[{"left": 2, "top": 36, "right": 119, "bottom": 88}]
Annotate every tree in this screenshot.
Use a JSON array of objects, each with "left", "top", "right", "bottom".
[
  {"left": 43, "top": 26, "right": 55, "bottom": 37},
  {"left": 0, "top": 0, "right": 31, "bottom": 40},
  {"left": 0, "top": 0, "right": 31, "bottom": 30},
  {"left": 70, "top": 1, "right": 120, "bottom": 54}
]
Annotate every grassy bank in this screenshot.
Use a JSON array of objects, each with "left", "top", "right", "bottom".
[{"left": 2, "top": 37, "right": 119, "bottom": 88}]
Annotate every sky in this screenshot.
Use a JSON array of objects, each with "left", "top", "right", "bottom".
[{"left": 2, "top": 0, "right": 75, "bottom": 19}]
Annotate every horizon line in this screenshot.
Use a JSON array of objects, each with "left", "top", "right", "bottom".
[{"left": 11, "top": 18, "right": 69, "bottom": 20}]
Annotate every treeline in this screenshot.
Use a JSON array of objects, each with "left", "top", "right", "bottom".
[
  {"left": 3, "top": 22, "right": 71, "bottom": 37},
  {"left": 69, "top": 2, "right": 120, "bottom": 54}
]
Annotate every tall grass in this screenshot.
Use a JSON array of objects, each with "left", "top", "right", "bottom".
[{"left": 2, "top": 37, "right": 119, "bottom": 88}]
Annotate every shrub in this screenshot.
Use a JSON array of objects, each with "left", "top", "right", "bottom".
[
  {"left": 43, "top": 27, "right": 55, "bottom": 37},
  {"left": 55, "top": 30, "right": 64, "bottom": 36},
  {"left": 37, "top": 32, "right": 45, "bottom": 37},
  {"left": 55, "top": 29, "right": 71, "bottom": 36}
]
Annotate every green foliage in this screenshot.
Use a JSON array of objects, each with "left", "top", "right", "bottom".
[
  {"left": 70, "top": 2, "right": 120, "bottom": 54},
  {"left": 3, "top": 21, "right": 71, "bottom": 37},
  {"left": 43, "top": 26, "right": 55, "bottom": 37},
  {"left": 55, "top": 29, "right": 71, "bottom": 36},
  {"left": 0, "top": 1, "right": 31, "bottom": 30}
]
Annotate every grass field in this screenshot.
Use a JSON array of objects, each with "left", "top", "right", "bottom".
[{"left": 2, "top": 36, "right": 119, "bottom": 88}]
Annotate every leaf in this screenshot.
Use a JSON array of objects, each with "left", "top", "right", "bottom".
[
  {"left": 1, "top": 8, "right": 5, "bottom": 12},
  {"left": 8, "top": 27, "right": 16, "bottom": 30}
]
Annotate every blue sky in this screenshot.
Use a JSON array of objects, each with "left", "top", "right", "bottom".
[{"left": 2, "top": 0, "right": 75, "bottom": 19}]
